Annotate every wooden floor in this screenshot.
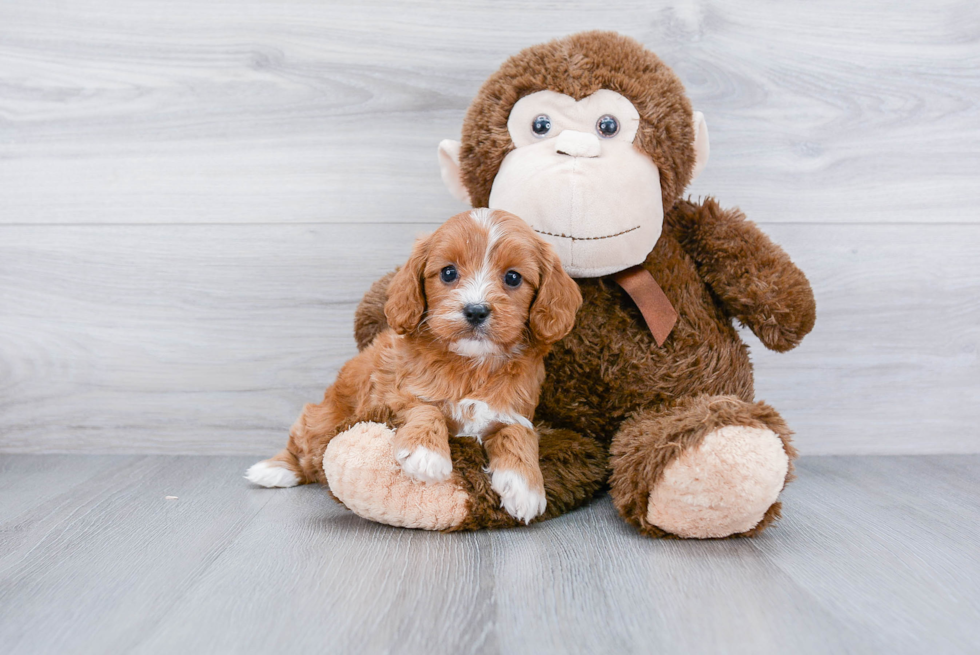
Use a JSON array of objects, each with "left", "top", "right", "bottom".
[{"left": 0, "top": 455, "right": 977, "bottom": 654}]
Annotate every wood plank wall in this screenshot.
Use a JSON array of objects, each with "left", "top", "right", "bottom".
[{"left": 1, "top": 1, "right": 978, "bottom": 454}]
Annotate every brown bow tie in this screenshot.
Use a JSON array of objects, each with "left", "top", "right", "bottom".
[{"left": 612, "top": 265, "right": 678, "bottom": 346}]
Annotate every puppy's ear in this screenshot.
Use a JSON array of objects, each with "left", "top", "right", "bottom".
[
  {"left": 385, "top": 236, "right": 429, "bottom": 334},
  {"left": 529, "top": 244, "right": 582, "bottom": 344}
]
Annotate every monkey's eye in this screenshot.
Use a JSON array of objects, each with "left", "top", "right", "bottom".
[
  {"left": 504, "top": 270, "right": 522, "bottom": 288},
  {"left": 440, "top": 265, "right": 458, "bottom": 283},
  {"left": 531, "top": 115, "right": 552, "bottom": 137},
  {"left": 596, "top": 115, "right": 619, "bottom": 138}
]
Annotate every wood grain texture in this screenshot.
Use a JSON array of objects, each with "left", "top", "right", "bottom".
[
  {"left": 0, "top": 0, "right": 977, "bottom": 225},
  {"left": 1, "top": 1, "right": 978, "bottom": 455},
  {"left": 752, "top": 223, "right": 980, "bottom": 454},
  {"left": 2, "top": 223, "right": 978, "bottom": 455},
  {"left": 0, "top": 222, "right": 423, "bottom": 454},
  {"left": 0, "top": 455, "right": 976, "bottom": 654},
  {"left": 755, "top": 456, "right": 980, "bottom": 653}
]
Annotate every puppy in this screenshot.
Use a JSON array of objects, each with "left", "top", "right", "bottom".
[{"left": 246, "top": 209, "right": 582, "bottom": 523}]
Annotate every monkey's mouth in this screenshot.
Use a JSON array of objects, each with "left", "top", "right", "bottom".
[{"left": 532, "top": 225, "right": 642, "bottom": 242}]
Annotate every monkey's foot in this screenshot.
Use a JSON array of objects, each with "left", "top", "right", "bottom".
[
  {"left": 610, "top": 395, "right": 796, "bottom": 539},
  {"left": 646, "top": 425, "right": 789, "bottom": 538}
]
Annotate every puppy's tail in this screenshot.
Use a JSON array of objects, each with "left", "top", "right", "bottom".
[{"left": 244, "top": 449, "right": 308, "bottom": 488}]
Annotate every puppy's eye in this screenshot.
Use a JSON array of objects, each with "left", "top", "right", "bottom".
[
  {"left": 531, "top": 115, "right": 552, "bottom": 137},
  {"left": 596, "top": 114, "right": 619, "bottom": 138},
  {"left": 440, "top": 265, "right": 458, "bottom": 283},
  {"left": 504, "top": 270, "right": 522, "bottom": 288}
]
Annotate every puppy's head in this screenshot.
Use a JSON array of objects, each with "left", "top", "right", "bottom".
[{"left": 385, "top": 209, "right": 582, "bottom": 358}]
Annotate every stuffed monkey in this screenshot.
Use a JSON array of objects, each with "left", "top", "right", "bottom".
[{"left": 323, "top": 31, "right": 816, "bottom": 538}]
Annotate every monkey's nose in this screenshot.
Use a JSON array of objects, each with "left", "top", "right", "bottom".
[
  {"left": 463, "top": 303, "right": 491, "bottom": 326},
  {"left": 555, "top": 130, "right": 601, "bottom": 158}
]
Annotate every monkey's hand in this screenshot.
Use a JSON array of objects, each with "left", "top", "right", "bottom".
[
  {"left": 666, "top": 198, "right": 816, "bottom": 352},
  {"left": 353, "top": 269, "right": 397, "bottom": 351}
]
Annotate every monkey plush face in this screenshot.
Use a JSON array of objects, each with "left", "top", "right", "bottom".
[
  {"left": 488, "top": 89, "right": 664, "bottom": 277},
  {"left": 438, "top": 31, "right": 710, "bottom": 278}
]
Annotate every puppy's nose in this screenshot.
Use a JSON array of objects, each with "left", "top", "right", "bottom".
[
  {"left": 463, "top": 303, "right": 491, "bottom": 326},
  {"left": 555, "top": 130, "right": 601, "bottom": 158}
]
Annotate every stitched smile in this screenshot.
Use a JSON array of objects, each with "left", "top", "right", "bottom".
[{"left": 532, "top": 225, "right": 642, "bottom": 241}]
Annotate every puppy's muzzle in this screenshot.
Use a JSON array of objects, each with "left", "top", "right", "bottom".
[{"left": 463, "top": 303, "right": 491, "bottom": 327}]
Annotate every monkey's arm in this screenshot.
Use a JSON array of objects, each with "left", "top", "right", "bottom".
[
  {"left": 353, "top": 269, "right": 397, "bottom": 351},
  {"left": 665, "top": 198, "right": 816, "bottom": 352}
]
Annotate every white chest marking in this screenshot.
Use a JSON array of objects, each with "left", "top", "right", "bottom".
[{"left": 448, "top": 398, "right": 533, "bottom": 441}]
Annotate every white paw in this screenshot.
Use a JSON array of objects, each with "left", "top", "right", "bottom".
[
  {"left": 396, "top": 445, "right": 453, "bottom": 483},
  {"left": 491, "top": 469, "right": 547, "bottom": 524},
  {"left": 245, "top": 460, "right": 299, "bottom": 488}
]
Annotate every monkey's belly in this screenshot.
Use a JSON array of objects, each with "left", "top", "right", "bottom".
[{"left": 536, "top": 279, "right": 753, "bottom": 443}]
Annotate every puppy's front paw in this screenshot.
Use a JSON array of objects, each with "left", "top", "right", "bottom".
[
  {"left": 396, "top": 445, "right": 453, "bottom": 483},
  {"left": 245, "top": 460, "right": 300, "bottom": 488},
  {"left": 491, "top": 469, "right": 547, "bottom": 524}
]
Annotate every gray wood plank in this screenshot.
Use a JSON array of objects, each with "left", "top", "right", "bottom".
[
  {"left": 0, "top": 454, "right": 132, "bottom": 523},
  {"left": 484, "top": 507, "right": 880, "bottom": 654},
  {"left": 133, "top": 484, "right": 498, "bottom": 655},
  {"left": 0, "top": 0, "right": 976, "bottom": 226},
  {"left": 1, "top": 223, "right": 978, "bottom": 455},
  {"left": 0, "top": 222, "right": 423, "bottom": 454},
  {"left": 753, "top": 456, "right": 980, "bottom": 653},
  {"left": 135, "top": 494, "right": 875, "bottom": 655},
  {"left": 0, "top": 455, "right": 274, "bottom": 654},
  {"left": 0, "top": 455, "right": 977, "bottom": 654}
]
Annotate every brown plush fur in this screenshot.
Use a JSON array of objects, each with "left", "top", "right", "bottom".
[
  {"left": 350, "top": 32, "right": 816, "bottom": 537},
  {"left": 446, "top": 424, "right": 609, "bottom": 531},
  {"left": 668, "top": 199, "right": 817, "bottom": 352},
  {"left": 533, "top": 197, "right": 815, "bottom": 444},
  {"left": 354, "top": 269, "right": 398, "bottom": 352}
]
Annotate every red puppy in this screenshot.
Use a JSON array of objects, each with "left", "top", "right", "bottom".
[{"left": 246, "top": 209, "right": 582, "bottom": 523}]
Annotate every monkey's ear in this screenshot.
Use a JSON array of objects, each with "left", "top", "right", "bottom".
[
  {"left": 438, "top": 139, "right": 472, "bottom": 205},
  {"left": 384, "top": 237, "right": 429, "bottom": 334},
  {"left": 691, "top": 111, "right": 710, "bottom": 183}
]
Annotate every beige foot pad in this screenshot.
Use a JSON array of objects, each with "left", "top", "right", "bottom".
[
  {"left": 323, "top": 422, "right": 470, "bottom": 530},
  {"left": 646, "top": 425, "right": 789, "bottom": 538}
]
